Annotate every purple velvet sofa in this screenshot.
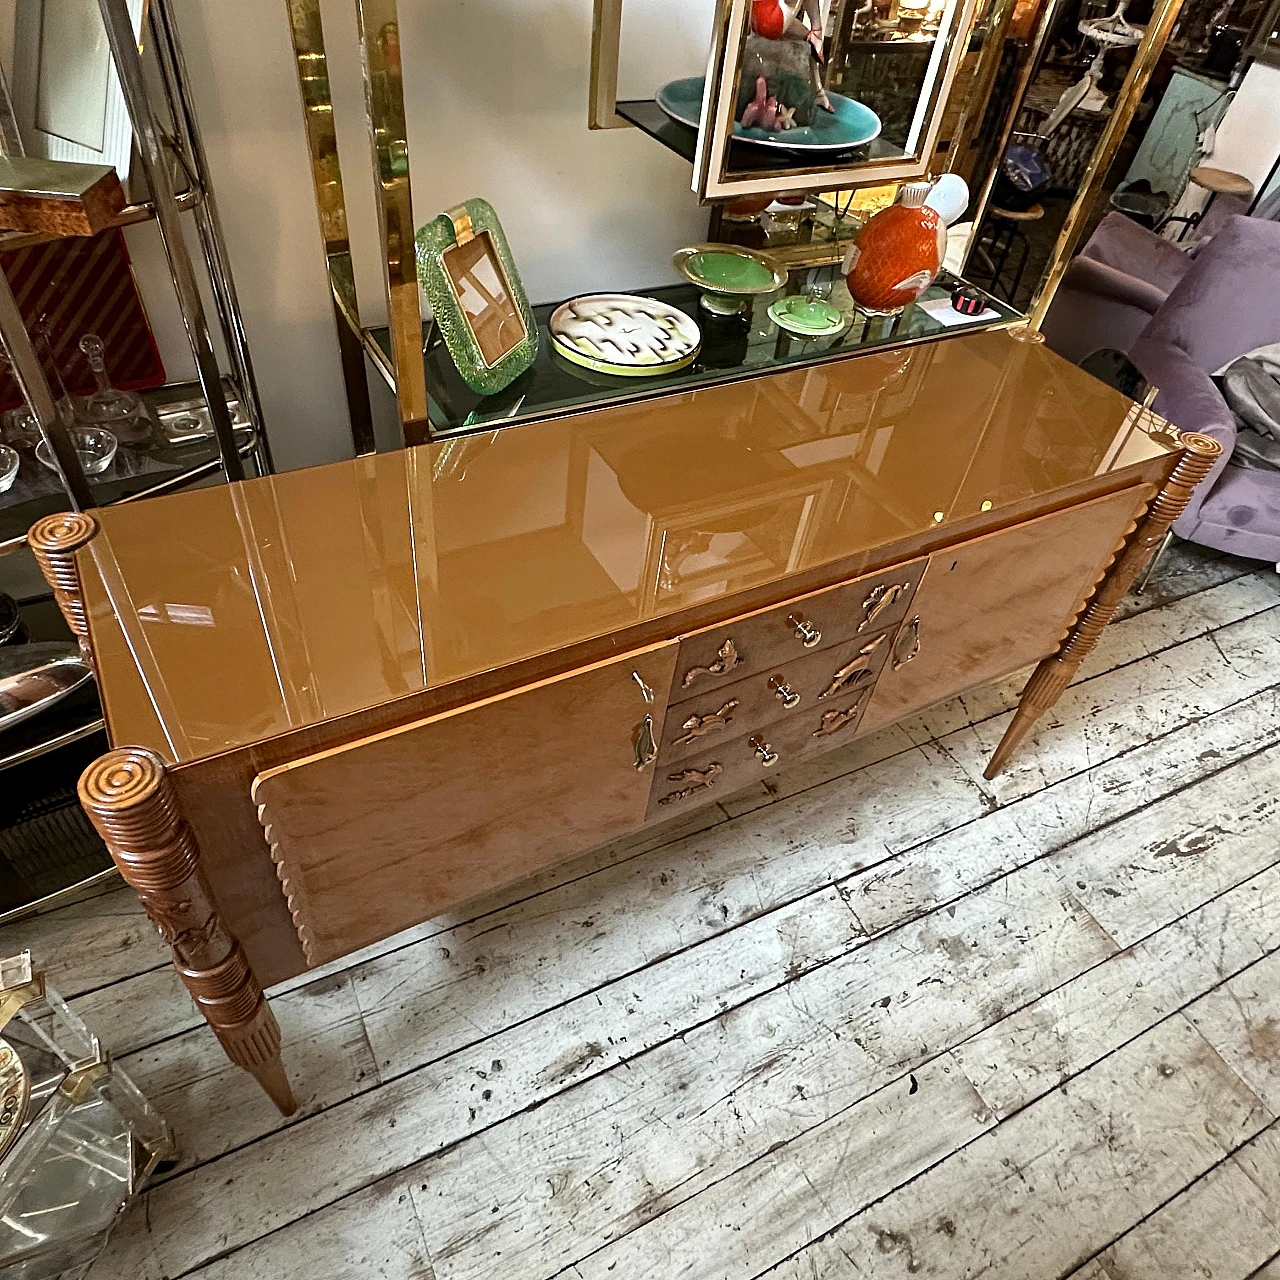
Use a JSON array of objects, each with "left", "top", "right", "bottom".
[
  {"left": 1130, "top": 215, "right": 1280, "bottom": 564},
  {"left": 1040, "top": 212, "right": 1196, "bottom": 364}
]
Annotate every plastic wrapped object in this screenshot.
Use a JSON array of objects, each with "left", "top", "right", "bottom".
[{"left": 0, "top": 951, "right": 175, "bottom": 1279}]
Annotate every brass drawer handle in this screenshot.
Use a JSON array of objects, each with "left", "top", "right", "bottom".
[
  {"left": 892, "top": 616, "right": 921, "bottom": 670},
  {"left": 749, "top": 735, "right": 780, "bottom": 768},
  {"left": 658, "top": 763, "right": 723, "bottom": 806},
  {"left": 768, "top": 675, "right": 801, "bottom": 708},
  {"left": 681, "top": 638, "right": 741, "bottom": 689},
  {"left": 859, "top": 581, "right": 911, "bottom": 632},
  {"left": 634, "top": 714, "right": 658, "bottom": 772},
  {"left": 674, "top": 699, "right": 738, "bottom": 746},
  {"left": 819, "top": 633, "right": 887, "bottom": 699},
  {"left": 631, "top": 670, "right": 655, "bottom": 704},
  {"left": 812, "top": 691, "right": 868, "bottom": 738},
  {"left": 786, "top": 614, "right": 822, "bottom": 648}
]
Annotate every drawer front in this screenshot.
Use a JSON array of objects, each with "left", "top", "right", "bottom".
[
  {"left": 672, "top": 559, "right": 926, "bottom": 699},
  {"left": 659, "top": 628, "right": 895, "bottom": 766},
  {"left": 647, "top": 636, "right": 891, "bottom": 819},
  {"left": 861, "top": 485, "right": 1154, "bottom": 735},
  {"left": 253, "top": 641, "right": 679, "bottom": 967}
]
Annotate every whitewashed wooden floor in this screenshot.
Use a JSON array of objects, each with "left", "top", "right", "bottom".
[{"left": 10, "top": 542, "right": 1280, "bottom": 1280}]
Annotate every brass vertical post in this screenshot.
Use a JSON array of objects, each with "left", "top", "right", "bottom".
[{"left": 1021, "top": 0, "right": 1188, "bottom": 331}]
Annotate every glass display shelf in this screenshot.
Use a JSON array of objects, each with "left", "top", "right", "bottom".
[
  {"left": 367, "top": 269, "right": 1019, "bottom": 438},
  {"left": 0, "top": 379, "right": 259, "bottom": 547},
  {"left": 614, "top": 98, "right": 908, "bottom": 175}
]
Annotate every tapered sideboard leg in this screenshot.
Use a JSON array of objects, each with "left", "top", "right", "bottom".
[
  {"left": 79, "top": 749, "right": 298, "bottom": 1116},
  {"left": 27, "top": 511, "right": 100, "bottom": 667},
  {"left": 985, "top": 431, "right": 1223, "bottom": 779}
]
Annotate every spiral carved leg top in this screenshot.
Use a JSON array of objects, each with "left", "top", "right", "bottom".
[
  {"left": 79, "top": 748, "right": 298, "bottom": 1116},
  {"left": 27, "top": 512, "right": 99, "bottom": 668},
  {"left": 985, "top": 432, "right": 1224, "bottom": 779}
]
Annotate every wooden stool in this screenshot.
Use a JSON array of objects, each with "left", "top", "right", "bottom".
[
  {"left": 979, "top": 203, "right": 1045, "bottom": 304},
  {"left": 1166, "top": 166, "right": 1255, "bottom": 240}
]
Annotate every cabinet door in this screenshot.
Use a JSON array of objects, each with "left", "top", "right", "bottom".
[
  {"left": 253, "top": 642, "right": 678, "bottom": 966},
  {"left": 860, "top": 486, "right": 1152, "bottom": 735}
]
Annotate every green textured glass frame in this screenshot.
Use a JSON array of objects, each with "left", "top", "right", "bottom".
[{"left": 415, "top": 198, "right": 539, "bottom": 396}]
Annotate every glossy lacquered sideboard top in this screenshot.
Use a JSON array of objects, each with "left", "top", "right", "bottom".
[{"left": 80, "top": 331, "right": 1171, "bottom": 763}]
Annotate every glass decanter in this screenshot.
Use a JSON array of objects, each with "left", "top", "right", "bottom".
[{"left": 78, "top": 334, "right": 150, "bottom": 443}]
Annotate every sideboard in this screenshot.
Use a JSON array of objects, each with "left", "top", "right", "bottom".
[{"left": 27, "top": 330, "right": 1220, "bottom": 1115}]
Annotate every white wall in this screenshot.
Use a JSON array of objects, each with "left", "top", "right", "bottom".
[
  {"left": 129, "top": 0, "right": 715, "bottom": 471},
  {"left": 1205, "top": 61, "right": 1280, "bottom": 192}
]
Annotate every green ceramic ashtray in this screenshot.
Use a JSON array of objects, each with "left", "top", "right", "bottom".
[
  {"left": 768, "top": 294, "right": 847, "bottom": 338},
  {"left": 673, "top": 243, "right": 787, "bottom": 316}
]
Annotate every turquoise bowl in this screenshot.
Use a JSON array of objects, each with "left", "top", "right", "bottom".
[{"left": 656, "top": 76, "right": 882, "bottom": 152}]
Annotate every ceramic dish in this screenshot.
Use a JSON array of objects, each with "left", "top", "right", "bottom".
[
  {"left": 768, "top": 294, "right": 847, "bottom": 337},
  {"left": 549, "top": 294, "right": 701, "bottom": 377},
  {"left": 657, "top": 77, "right": 881, "bottom": 152},
  {"left": 0, "top": 1039, "right": 28, "bottom": 1162},
  {"left": 672, "top": 244, "right": 788, "bottom": 315},
  {"left": 35, "top": 426, "right": 117, "bottom": 476}
]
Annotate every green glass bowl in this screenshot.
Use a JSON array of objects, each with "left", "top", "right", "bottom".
[{"left": 672, "top": 244, "right": 788, "bottom": 316}]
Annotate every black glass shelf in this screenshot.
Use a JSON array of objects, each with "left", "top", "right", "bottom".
[{"left": 368, "top": 269, "right": 1020, "bottom": 439}]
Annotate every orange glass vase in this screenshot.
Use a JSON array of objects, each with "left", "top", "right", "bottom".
[{"left": 843, "top": 182, "right": 944, "bottom": 316}]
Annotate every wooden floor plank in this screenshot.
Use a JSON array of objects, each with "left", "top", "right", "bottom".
[
  {"left": 1186, "top": 948, "right": 1280, "bottom": 1115},
  {"left": 411, "top": 864, "right": 1111, "bottom": 1280},
  {"left": 1076, "top": 1124, "right": 1280, "bottom": 1280},
  {"left": 954, "top": 864, "right": 1280, "bottom": 1119},
  {"left": 762, "top": 1017, "right": 1272, "bottom": 1280}
]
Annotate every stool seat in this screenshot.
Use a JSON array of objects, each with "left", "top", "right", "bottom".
[
  {"left": 990, "top": 203, "right": 1045, "bottom": 222},
  {"left": 1189, "top": 166, "right": 1254, "bottom": 200}
]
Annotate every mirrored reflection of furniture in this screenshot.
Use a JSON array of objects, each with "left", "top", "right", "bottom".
[
  {"left": 1039, "top": 210, "right": 1194, "bottom": 364},
  {"left": 0, "top": 0, "right": 272, "bottom": 546},
  {"left": 31, "top": 329, "right": 1223, "bottom": 1110}
]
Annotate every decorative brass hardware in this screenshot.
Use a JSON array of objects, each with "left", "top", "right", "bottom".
[
  {"left": 631, "top": 670, "right": 655, "bottom": 704},
  {"left": 818, "top": 634, "right": 887, "bottom": 699},
  {"left": 674, "top": 699, "right": 739, "bottom": 746},
  {"left": 749, "top": 735, "right": 780, "bottom": 767},
  {"left": 859, "top": 582, "right": 910, "bottom": 632},
  {"left": 768, "top": 675, "right": 801, "bottom": 709},
  {"left": 633, "top": 714, "right": 659, "bottom": 771},
  {"left": 658, "top": 763, "right": 723, "bottom": 806},
  {"left": 813, "top": 692, "right": 868, "bottom": 739},
  {"left": 786, "top": 614, "right": 822, "bottom": 649},
  {"left": 680, "top": 638, "right": 741, "bottom": 689},
  {"left": 892, "top": 617, "right": 922, "bottom": 671}
]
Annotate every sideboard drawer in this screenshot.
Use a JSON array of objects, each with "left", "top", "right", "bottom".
[
  {"left": 253, "top": 641, "right": 679, "bottom": 966},
  {"left": 672, "top": 559, "right": 926, "bottom": 699},
  {"left": 659, "top": 627, "right": 894, "bottom": 766}
]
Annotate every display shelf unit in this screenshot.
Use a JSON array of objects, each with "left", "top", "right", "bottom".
[
  {"left": 0, "top": 0, "right": 273, "bottom": 516},
  {"left": 364, "top": 271, "right": 1017, "bottom": 438},
  {"left": 283, "top": 0, "right": 1015, "bottom": 453},
  {"left": 0, "top": 0, "right": 276, "bottom": 921}
]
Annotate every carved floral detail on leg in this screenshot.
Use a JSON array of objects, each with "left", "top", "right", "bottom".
[{"left": 78, "top": 748, "right": 298, "bottom": 1116}]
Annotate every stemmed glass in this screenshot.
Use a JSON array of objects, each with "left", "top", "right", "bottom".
[{"left": 78, "top": 334, "right": 150, "bottom": 443}]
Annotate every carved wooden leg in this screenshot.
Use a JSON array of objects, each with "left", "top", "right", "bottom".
[
  {"left": 27, "top": 512, "right": 99, "bottom": 667},
  {"left": 79, "top": 749, "right": 298, "bottom": 1116},
  {"left": 985, "top": 431, "right": 1223, "bottom": 779}
]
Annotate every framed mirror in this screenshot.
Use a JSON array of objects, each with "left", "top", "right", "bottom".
[{"left": 594, "top": 0, "right": 984, "bottom": 202}]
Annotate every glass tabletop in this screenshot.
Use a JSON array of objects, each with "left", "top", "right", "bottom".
[{"left": 369, "top": 269, "right": 1019, "bottom": 438}]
